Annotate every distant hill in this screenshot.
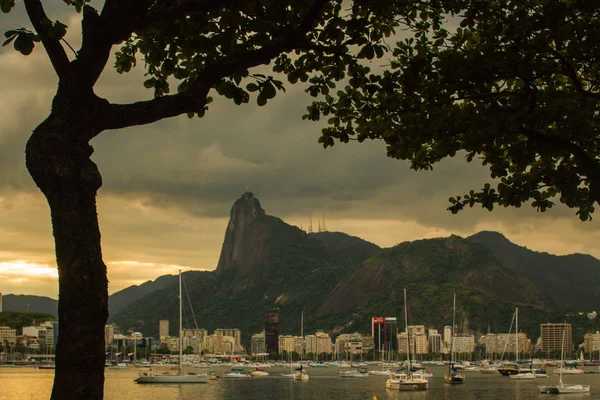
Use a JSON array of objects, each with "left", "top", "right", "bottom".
[
  {"left": 0, "top": 311, "right": 56, "bottom": 334},
  {"left": 108, "top": 274, "right": 179, "bottom": 317},
  {"left": 2, "top": 295, "right": 58, "bottom": 317},
  {"left": 105, "top": 194, "right": 600, "bottom": 344},
  {"left": 468, "top": 231, "right": 600, "bottom": 311}
]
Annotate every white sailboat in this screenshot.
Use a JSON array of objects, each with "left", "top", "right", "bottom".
[
  {"left": 539, "top": 322, "right": 590, "bottom": 394},
  {"left": 134, "top": 271, "right": 209, "bottom": 384},
  {"left": 444, "top": 294, "right": 465, "bottom": 384},
  {"left": 510, "top": 308, "right": 536, "bottom": 380},
  {"left": 386, "top": 289, "right": 429, "bottom": 391}
]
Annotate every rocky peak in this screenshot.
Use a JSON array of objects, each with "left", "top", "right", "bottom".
[{"left": 216, "top": 192, "right": 267, "bottom": 272}]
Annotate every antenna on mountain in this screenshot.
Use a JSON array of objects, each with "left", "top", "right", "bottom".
[
  {"left": 322, "top": 213, "right": 327, "bottom": 232},
  {"left": 245, "top": 185, "right": 249, "bottom": 193},
  {"left": 300, "top": 220, "right": 303, "bottom": 232},
  {"left": 308, "top": 210, "right": 313, "bottom": 233},
  {"left": 318, "top": 217, "right": 321, "bottom": 232}
]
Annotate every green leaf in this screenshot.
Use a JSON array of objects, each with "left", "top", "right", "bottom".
[
  {"left": 14, "top": 34, "right": 34, "bottom": 55},
  {"left": 257, "top": 93, "right": 267, "bottom": 106},
  {"left": 246, "top": 83, "right": 260, "bottom": 92},
  {"left": 262, "top": 81, "right": 276, "bottom": 99},
  {"left": 2, "top": 35, "right": 15, "bottom": 47},
  {"left": 1, "top": 0, "right": 15, "bottom": 13}
]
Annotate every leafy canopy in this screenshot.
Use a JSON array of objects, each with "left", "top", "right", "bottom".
[{"left": 310, "top": 0, "right": 600, "bottom": 221}]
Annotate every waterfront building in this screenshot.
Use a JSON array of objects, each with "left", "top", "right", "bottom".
[
  {"left": 0, "top": 326, "right": 16, "bottom": 345},
  {"left": 413, "top": 333, "right": 429, "bottom": 355},
  {"left": 265, "top": 308, "right": 279, "bottom": 354},
  {"left": 584, "top": 332, "right": 600, "bottom": 354},
  {"left": 372, "top": 317, "right": 398, "bottom": 354},
  {"left": 22, "top": 325, "right": 54, "bottom": 353},
  {"left": 215, "top": 328, "right": 241, "bottom": 348},
  {"left": 443, "top": 325, "right": 452, "bottom": 348},
  {"left": 335, "top": 333, "right": 363, "bottom": 357},
  {"left": 453, "top": 334, "right": 475, "bottom": 355},
  {"left": 251, "top": 331, "right": 266, "bottom": 355},
  {"left": 163, "top": 336, "right": 179, "bottom": 352},
  {"left": 429, "top": 330, "right": 442, "bottom": 354},
  {"left": 362, "top": 334, "right": 374, "bottom": 354},
  {"left": 104, "top": 324, "right": 115, "bottom": 350},
  {"left": 278, "top": 335, "right": 301, "bottom": 354},
  {"left": 159, "top": 320, "right": 169, "bottom": 341},
  {"left": 305, "top": 331, "right": 333, "bottom": 355},
  {"left": 484, "top": 333, "right": 528, "bottom": 358},
  {"left": 541, "top": 323, "right": 573, "bottom": 353}
]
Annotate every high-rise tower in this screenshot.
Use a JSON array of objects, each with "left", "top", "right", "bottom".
[{"left": 264, "top": 308, "right": 279, "bottom": 354}]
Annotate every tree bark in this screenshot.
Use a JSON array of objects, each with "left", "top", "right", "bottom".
[{"left": 26, "top": 113, "right": 107, "bottom": 400}]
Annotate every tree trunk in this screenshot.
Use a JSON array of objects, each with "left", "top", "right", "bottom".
[{"left": 26, "top": 114, "right": 107, "bottom": 400}]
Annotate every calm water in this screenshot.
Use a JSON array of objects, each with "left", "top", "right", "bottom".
[{"left": 2, "top": 365, "right": 600, "bottom": 399}]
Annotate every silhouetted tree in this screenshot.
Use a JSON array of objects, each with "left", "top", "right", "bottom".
[{"left": 2, "top": 1, "right": 421, "bottom": 398}]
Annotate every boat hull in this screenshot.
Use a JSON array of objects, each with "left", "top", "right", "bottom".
[{"left": 135, "top": 374, "right": 209, "bottom": 384}]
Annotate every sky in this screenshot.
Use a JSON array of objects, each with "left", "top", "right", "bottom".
[{"left": 1, "top": 2, "right": 600, "bottom": 299}]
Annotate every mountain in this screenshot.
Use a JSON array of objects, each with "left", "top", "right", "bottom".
[
  {"left": 2, "top": 295, "right": 58, "bottom": 317},
  {"left": 108, "top": 275, "right": 179, "bottom": 316},
  {"left": 109, "top": 193, "right": 599, "bottom": 344},
  {"left": 468, "top": 231, "right": 600, "bottom": 311},
  {"left": 110, "top": 192, "right": 379, "bottom": 338}
]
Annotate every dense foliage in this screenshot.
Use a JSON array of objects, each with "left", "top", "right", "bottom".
[
  {"left": 311, "top": 0, "right": 600, "bottom": 220},
  {"left": 0, "top": 311, "right": 57, "bottom": 334}
]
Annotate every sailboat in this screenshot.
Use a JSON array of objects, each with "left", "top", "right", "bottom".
[
  {"left": 444, "top": 294, "right": 465, "bottom": 384},
  {"left": 539, "top": 323, "right": 590, "bottom": 394},
  {"left": 510, "top": 308, "right": 536, "bottom": 380},
  {"left": 134, "top": 271, "right": 209, "bottom": 384},
  {"left": 385, "top": 289, "right": 429, "bottom": 391}
]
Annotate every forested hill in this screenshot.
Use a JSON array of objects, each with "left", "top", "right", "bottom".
[
  {"left": 107, "top": 194, "right": 600, "bottom": 342},
  {"left": 468, "top": 231, "right": 600, "bottom": 311}
]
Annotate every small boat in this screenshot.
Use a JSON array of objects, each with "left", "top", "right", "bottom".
[
  {"left": 223, "top": 367, "right": 251, "bottom": 378},
  {"left": 37, "top": 364, "right": 55, "bottom": 370},
  {"left": 134, "top": 271, "right": 209, "bottom": 384},
  {"left": 479, "top": 366, "right": 498, "bottom": 374},
  {"left": 369, "top": 369, "right": 392, "bottom": 376},
  {"left": 340, "top": 367, "right": 369, "bottom": 378},
  {"left": 444, "top": 294, "right": 465, "bottom": 384},
  {"left": 294, "top": 368, "right": 309, "bottom": 381},
  {"left": 510, "top": 371, "right": 535, "bottom": 380},
  {"left": 251, "top": 367, "right": 269, "bottom": 378},
  {"left": 556, "top": 367, "right": 584, "bottom": 374},
  {"left": 386, "top": 372, "right": 429, "bottom": 391},
  {"left": 539, "top": 322, "right": 591, "bottom": 395}
]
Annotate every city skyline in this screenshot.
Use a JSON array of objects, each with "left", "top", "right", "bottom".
[{"left": 2, "top": 3, "right": 600, "bottom": 300}]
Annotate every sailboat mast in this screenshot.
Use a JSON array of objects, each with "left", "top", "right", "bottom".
[
  {"left": 404, "top": 288, "right": 411, "bottom": 373},
  {"left": 515, "top": 307, "right": 519, "bottom": 364},
  {"left": 559, "top": 321, "right": 566, "bottom": 386},
  {"left": 179, "top": 270, "right": 183, "bottom": 373},
  {"left": 450, "top": 293, "right": 456, "bottom": 372}
]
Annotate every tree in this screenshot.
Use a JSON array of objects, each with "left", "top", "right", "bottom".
[
  {"left": 313, "top": 0, "right": 600, "bottom": 221},
  {"left": 1, "top": 1, "right": 418, "bottom": 398}
]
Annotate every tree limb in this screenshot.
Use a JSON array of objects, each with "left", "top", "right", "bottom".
[
  {"left": 102, "top": 0, "right": 331, "bottom": 131},
  {"left": 23, "top": 0, "right": 70, "bottom": 79}
]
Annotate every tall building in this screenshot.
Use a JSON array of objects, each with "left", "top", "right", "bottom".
[
  {"left": 305, "top": 331, "right": 333, "bottom": 355},
  {"left": 484, "top": 333, "right": 528, "bottom": 357},
  {"left": 159, "top": 320, "right": 169, "bottom": 341},
  {"left": 429, "top": 330, "right": 442, "bottom": 354},
  {"left": 265, "top": 308, "right": 279, "bottom": 354},
  {"left": 584, "top": 332, "right": 600, "bottom": 353},
  {"left": 0, "top": 326, "right": 16, "bottom": 345},
  {"left": 215, "top": 328, "right": 241, "bottom": 348},
  {"left": 443, "top": 325, "right": 453, "bottom": 347},
  {"left": 105, "top": 325, "right": 115, "bottom": 350},
  {"left": 372, "top": 317, "right": 398, "bottom": 353},
  {"left": 541, "top": 323, "right": 573, "bottom": 353},
  {"left": 251, "top": 332, "right": 266, "bottom": 355}
]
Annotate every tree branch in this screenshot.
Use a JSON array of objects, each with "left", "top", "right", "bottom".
[
  {"left": 551, "top": 50, "right": 600, "bottom": 100},
  {"left": 525, "top": 130, "right": 600, "bottom": 205},
  {"left": 23, "top": 0, "right": 70, "bottom": 79},
  {"left": 101, "top": 0, "right": 331, "bottom": 131},
  {"left": 102, "top": 85, "right": 213, "bottom": 131}
]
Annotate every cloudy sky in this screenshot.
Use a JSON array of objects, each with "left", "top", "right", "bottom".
[{"left": 1, "top": 2, "right": 599, "bottom": 299}]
